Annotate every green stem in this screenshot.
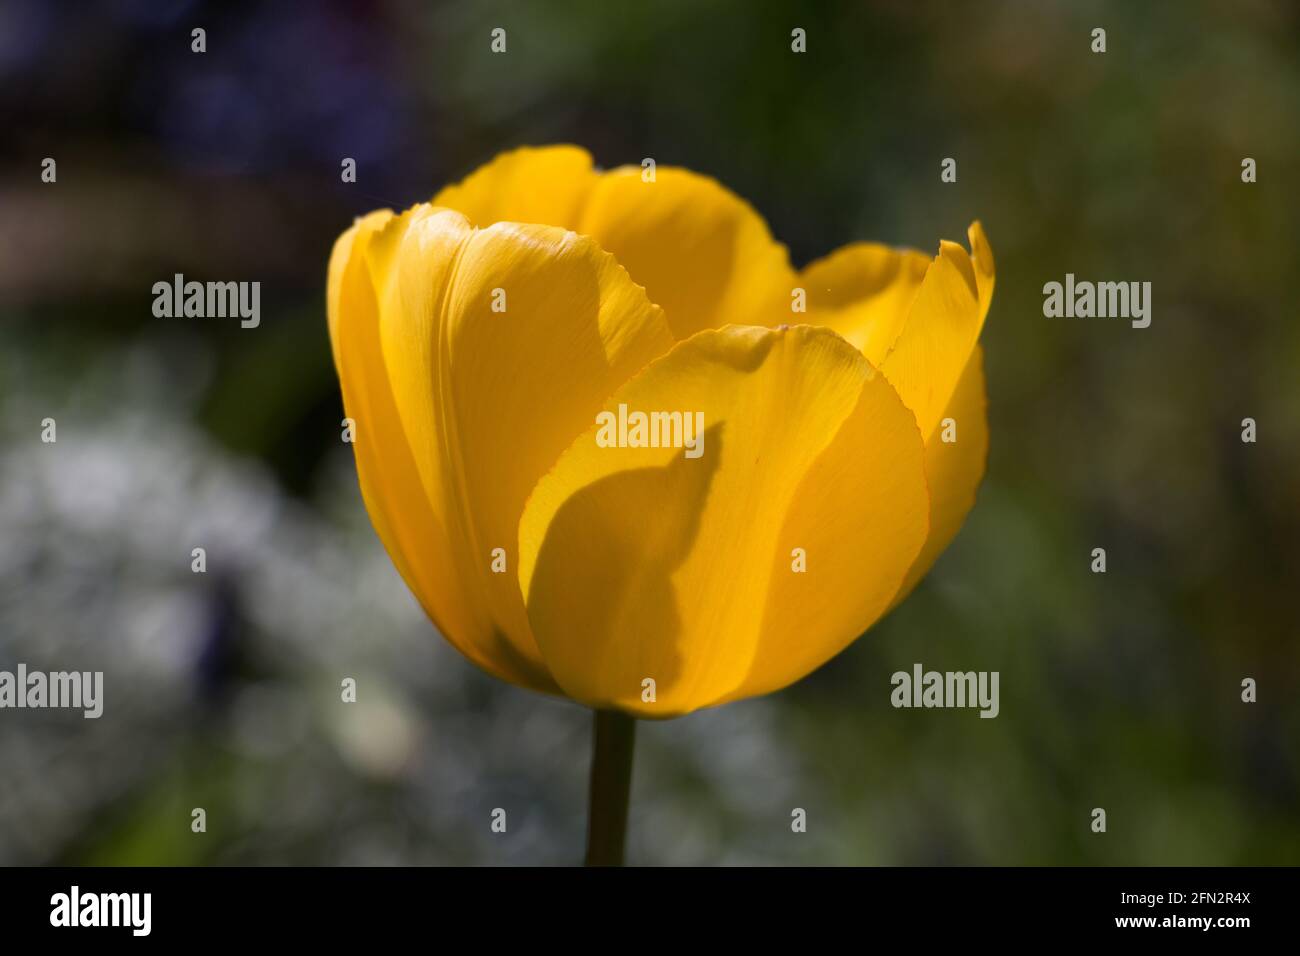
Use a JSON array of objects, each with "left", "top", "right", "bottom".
[{"left": 584, "top": 709, "right": 637, "bottom": 866}]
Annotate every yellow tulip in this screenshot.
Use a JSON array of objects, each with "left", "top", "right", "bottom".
[{"left": 326, "top": 144, "right": 994, "bottom": 721}]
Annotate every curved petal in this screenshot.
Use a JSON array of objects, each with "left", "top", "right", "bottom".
[
  {"left": 800, "top": 241, "right": 931, "bottom": 361},
  {"left": 431, "top": 145, "right": 799, "bottom": 340},
  {"left": 891, "top": 344, "right": 989, "bottom": 605},
  {"left": 518, "top": 325, "right": 930, "bottom": 717},
  {"left": 877, "top": 224, "right": 992, "bottom": 439},
  {"left": 328, "top": 208, "right": 529, "bottom": 688},
  {"left": 805, "top": 222, "right": 994, "bottom": 443},
  {"left": 430, "top": 144, "right": 598, "bottom": 233},
  {"left": 574, "top": 167, "right": 798, "bottom": 339},
  {"left": 967, "top": 220, "right": 996, "bottom": 324},
  {"left": 331, "top": 204, "right": 675, "bottom": 693}
]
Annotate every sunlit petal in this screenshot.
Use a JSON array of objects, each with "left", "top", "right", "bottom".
[{"left": 519, "top": 326, "right": 929, "bottom": 716}]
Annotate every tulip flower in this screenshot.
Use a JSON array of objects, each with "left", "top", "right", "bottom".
[{"left": 327, "top": 144, "right": 994, "bottom": 863}]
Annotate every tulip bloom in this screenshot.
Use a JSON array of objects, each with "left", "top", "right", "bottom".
[
  {"left": 327, "top": 145, "right": 993, "bottom": 861},
  {"left": 328, "top": 143, "right": 993, "bottom": 717}
]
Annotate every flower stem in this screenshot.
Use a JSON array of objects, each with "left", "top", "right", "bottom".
[{"left": 584, "top": 709, "right": 636, "bottom": 866}]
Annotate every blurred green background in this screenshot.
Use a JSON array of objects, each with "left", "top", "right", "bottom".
[{"left": 1, "top": 0, "right": 1297, "bottom": 865}]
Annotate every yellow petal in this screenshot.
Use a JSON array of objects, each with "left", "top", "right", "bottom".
[
  {"left": 431, "top": 146, "right": 798, "bottom": 341},
  {"left": 892, "top": 344, "right": 989, "bottom": 605},
  {"left": 878, "top": 241, "right": 979, "bottom": 440},
  {"left": 430, "top": 144, "right": 598, "bottom": 231},
  {"left": 327, "top": 209, "right": 393, "bottom": 374},
  {"left": 328, "top": 208, "right": 522, "bottom": 687},
  {"left": 518, "top": 326, "right": 930, "bottom": 717},
  {"left": 799, "top": 241, "right": 931, "bottom": 361},
  {"left": 330, "top": 205, "right": 676, "bottom": 691},
  {"left": 805, "top": 223, "right": 994, "bottom": 444},
  {"left": 575, "top": 167, "right": 798, "bottom": 339},
  {"left": 967, "top": 220, "right": 996, "bottom": 323},
  {"left": 332, "top": 205, "right": 675, "bottom": 693}
]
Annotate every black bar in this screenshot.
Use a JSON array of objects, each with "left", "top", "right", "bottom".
[{"left": 2, "top": 866, "right": 1286, "bottom": 943}]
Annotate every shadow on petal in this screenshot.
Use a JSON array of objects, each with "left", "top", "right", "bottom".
[{"left": 525, "top": 425, "right": 725, "bottom": 712}]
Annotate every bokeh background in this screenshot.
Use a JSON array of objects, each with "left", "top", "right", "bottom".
[{"left": 2, "top": 0, "right": 1297, "bottom": 865}]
